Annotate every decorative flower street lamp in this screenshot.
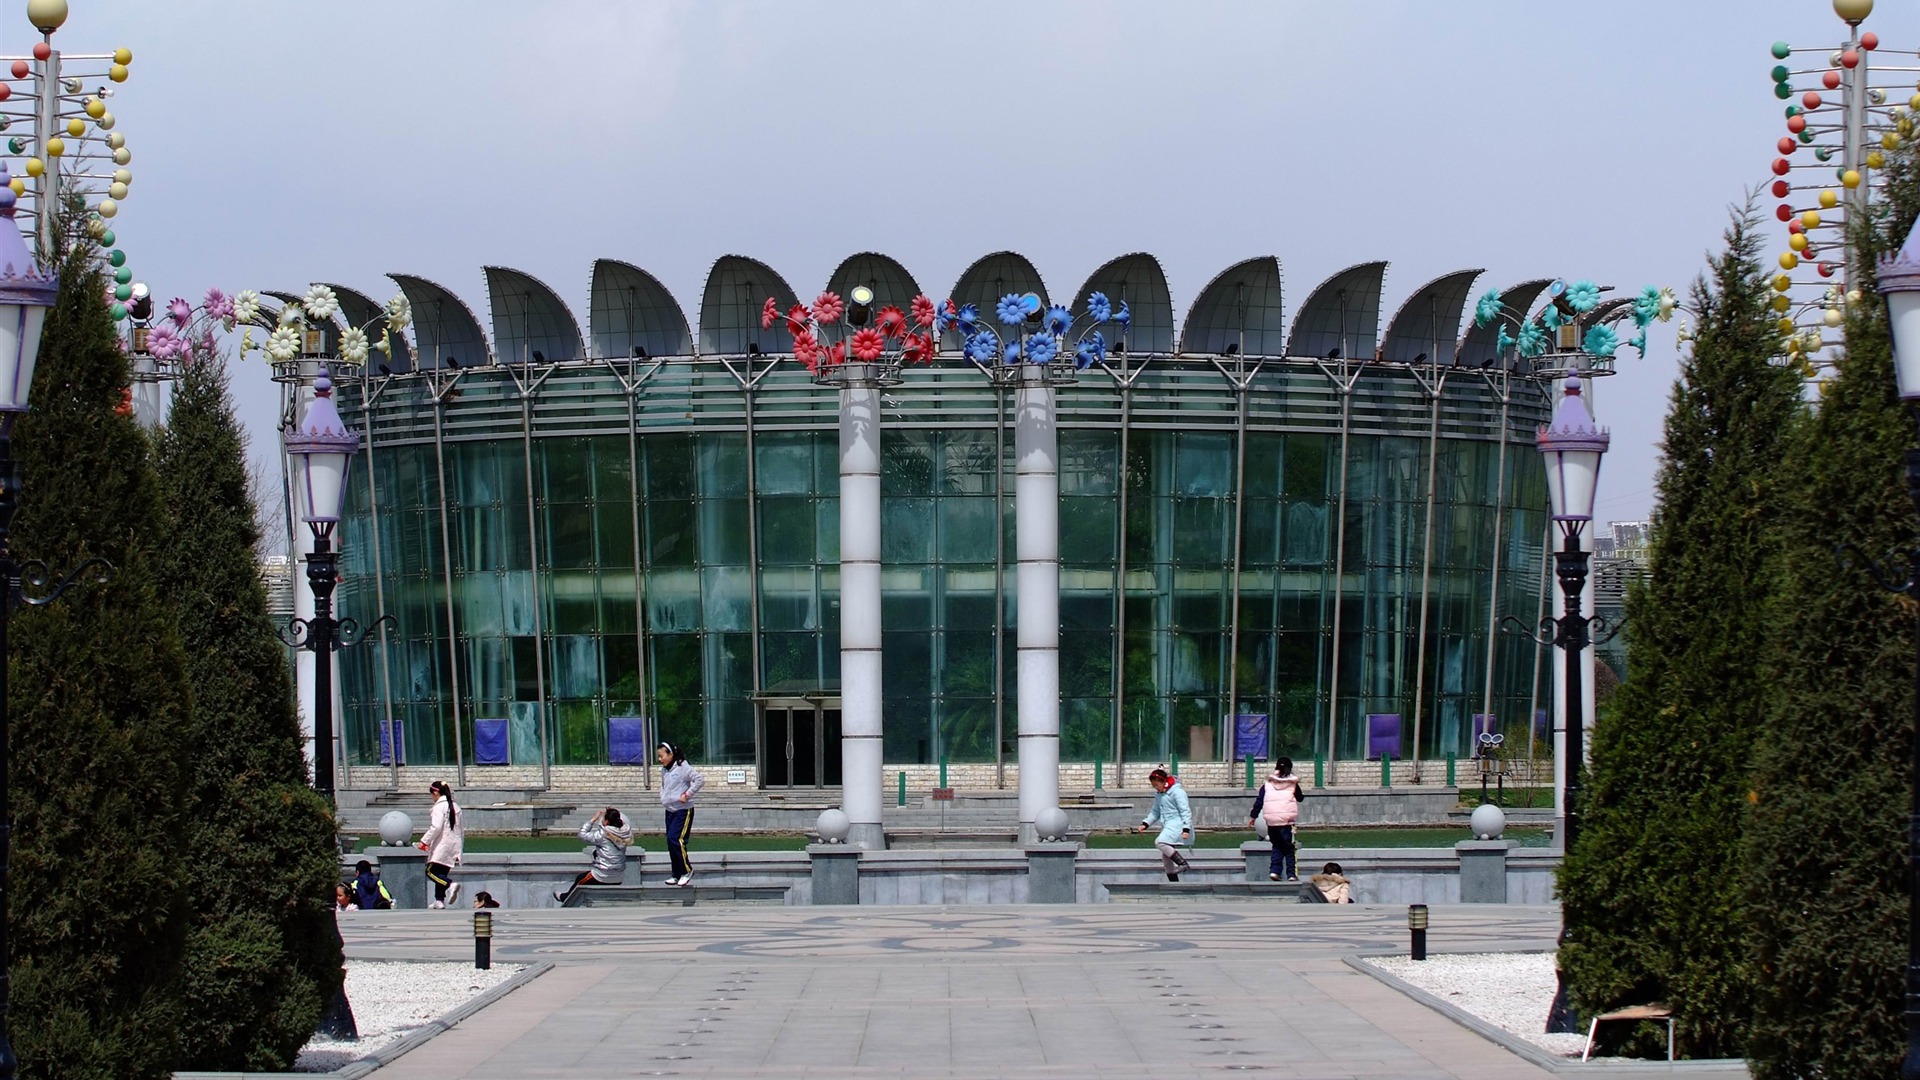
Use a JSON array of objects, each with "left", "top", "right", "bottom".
[
  {"left": 763, "top": 288, "right": 936, "bottom": 849},
  {"left": 0, "top": 161, "right": 105, "bottom": 1080},
  {"left": 278, "top": 368, "right": 395, "bottom": 801},
  {"left": 1872, "top": 222, "right": 1920, "bottom": 1079},
  {"left": 939, "top": 290, "right": 1123, "bottom": 842},
  {"left": 239, "top": 285, "right": 407, "bottom": 788},
  {"left": 1477, "top": 277, "right": 1669, "bottom": 1036}
]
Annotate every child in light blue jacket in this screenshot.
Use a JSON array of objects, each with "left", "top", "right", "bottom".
[{"left": 1134, "top": 767, "right": 1193, "bottom": 881}]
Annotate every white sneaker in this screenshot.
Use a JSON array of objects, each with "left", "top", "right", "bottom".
[
  {"left": 665, "top": 875, "right": 685, "bottom": 887},
  {"left": 428, "top": 900, "right": 444, "bottom": 909},
  {"left": 444, "top": 882, "right": 460, "bottom": 905},
  {"left": 676, "top": 874, "right": 693, "bottom": 887}
]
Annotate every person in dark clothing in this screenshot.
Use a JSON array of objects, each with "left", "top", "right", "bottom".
[{"left": 353, "top": 859, "right": 392, "bottom": 910}]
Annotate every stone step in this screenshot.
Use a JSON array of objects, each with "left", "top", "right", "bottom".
[
  {"left": 563, "top": 884, "right": 792, "bottom": 907},
  {"left": 1104, "top": 881, "right": 1323, "bottom": 903}
]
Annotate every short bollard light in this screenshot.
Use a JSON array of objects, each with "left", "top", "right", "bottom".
[
  {"left": 473, "top": 910, "right": 493, "bottom": 970},
  {"left": 1408, "top": 904, "right": 1429, "bottom": 961}
]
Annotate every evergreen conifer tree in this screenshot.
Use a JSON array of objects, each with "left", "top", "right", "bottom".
[
  {"left": 156, "top": 347, "right": 342, "bottom": 1070},
  {"left": 1743, "top": 151, "right": 1920, "bottom": 1079},
  {"left": 1558, "top": 206, "right": 1802, "bottom": 1058},
  {"left": 7, "top": 240, "right": 195, "bottom": 1076}
]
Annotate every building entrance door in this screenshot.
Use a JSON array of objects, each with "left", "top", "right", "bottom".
[{"left": 757, "top": 700, "right": 841, "bottom": 788}]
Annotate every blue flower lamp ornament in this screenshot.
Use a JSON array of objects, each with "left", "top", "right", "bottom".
[
  {"left": 1476, "top": 278, "right": 1676, "bottom": 375},
  {"left": 941, "top": 287, "right": 1121, "bottom": 384}
]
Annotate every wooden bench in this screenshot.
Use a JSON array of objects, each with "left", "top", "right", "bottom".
[{"left": 1583, "top": 1003, "right": 1673, "bottom": 1062}]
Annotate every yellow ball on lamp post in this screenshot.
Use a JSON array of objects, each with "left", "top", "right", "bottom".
[
  {"left": 107, "top": 64, "right": 127, "bottom": 83},
  {"left": 1790, "top": 233, "right": 1809, "bottom": 252},
  {"left": 8, "top": 178, "right": 23, "bottom": 197},
  {"left": 22, "top": 158, "right": 42, "bottom": 178},
  {"left": 1773, "top": 294, "right": 1793, "bottom": 312},
  {"left": 24, "top": 0, "right": 68, "bottom": 33},
  {"left": 1778, "top": 317, "right": 1797, "bottom": 335},
  {"left": 112, "top": 48, "right": 131, "bottom": 65},
  {"left": 41, "top": 138, "right": 61, "bottom": 158},
  {"left": 1781, "top": 252, "right": 1801, "bottom": 270},
  {"left": 1773, "top": 274, "right": 1793, "bottom": 293},
  {"left": 84, "top": 98, "right": 103, "bottom": 119},
  {"left": 1833, "top": 0, "right": 1874, "bottom": 21},
  {"left": 1802, "top": 210, "right": 1822, "bottom": 228},
  {"left": 1820, "top": 189, "right": 1840, "bottom": 209},
  {"left": 1843, "top": 170, "right": 1862, "bottom": 189},
  {"left": 63, "top": 118, "right": 82, "bottom": 138}
]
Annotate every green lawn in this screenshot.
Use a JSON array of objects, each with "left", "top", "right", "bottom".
[{"left": 354, "top": 826, "right": 1548, "bottom": 854}]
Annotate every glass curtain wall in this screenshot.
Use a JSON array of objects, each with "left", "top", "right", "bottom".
[{"left": 335, "top": 363, "right": 1550, "bottom": 772}]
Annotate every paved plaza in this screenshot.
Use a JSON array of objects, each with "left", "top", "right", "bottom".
[{"left": 340, "top": 904, "right": 1750, "bottom": 1079}]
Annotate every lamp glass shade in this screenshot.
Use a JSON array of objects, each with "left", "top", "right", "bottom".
[
  {"left": 1886, "top": 288, "right": 1920, "bottom": 398},
  {"left": 1545, "top": 446, "right": 1604, "bottom": 522},
  {"left": 1536, "top": 374, "right": 1609, "bottom": 525},
  {"left": 0, "top": 298, "right": 48, "bottom": 412},
  {"left": 283, "top": 368, "right": 361, "bottom": 524},
  {"left": 293, "top": 446, "right": 351, "bottom": 524}
]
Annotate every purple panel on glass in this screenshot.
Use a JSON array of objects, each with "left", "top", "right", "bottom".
[
  {"left": 472, "top": 718, "right": 510, "bottom": 765},
  {"left": 1472, "top": 713, "right": 1497, "bottom": 742},
  {"left": 379, "top": 718, "right": 405, "bottom": 765},
  {"left": 609, "top": 716, "right": 650, "bottom": 765},
  {"left": 1366, "top": 713, "right": 1401, "bottom": 760},
  {"left": 1233, "top": 714, "right": 1269, "bottom": 761}
]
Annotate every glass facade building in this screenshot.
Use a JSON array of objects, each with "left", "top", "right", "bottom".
[{"left": 320, "top": 253, "right": 1560, "bottom": 786}]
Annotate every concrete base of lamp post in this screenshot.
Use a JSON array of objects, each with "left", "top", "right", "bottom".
[
  {"left": 809, "top": 844, "right": 861, "bottom": 906},
  {"left": 1457, "top": 839, "right": 1516, "bottom": 903},
  {"left": 373, "top": 846, "right": 429, "bottom": 909},
  {"left": 1024, "top": 842, "right": 1080, "bottom": 904}
]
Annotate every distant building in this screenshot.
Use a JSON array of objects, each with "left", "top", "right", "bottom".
[
  {"left": 261, "top": 555, "right": 295, "bottom": 622},
  {"left": 1592, "top": 521, "right": 1650, "bottom": 681}
]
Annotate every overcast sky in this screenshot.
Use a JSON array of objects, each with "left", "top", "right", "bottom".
[{"left": 34, "top": 1, "right": 1920, "bottom": 529}]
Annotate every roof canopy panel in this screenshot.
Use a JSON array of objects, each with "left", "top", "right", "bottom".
[
  {"left": 1285, "top": 261, "right": 1387, "bottom": 361},
  {"left": 1381, "top": 269, "right": 1482, "bottom": 365},
  {"left": 941, "top": 251, "right": 1048, "bottom": 351},
  {"left": 485, "top": 266, "right": 585, "bottom": 365},
  {"left": 589, "top": 259, "right": 692, "bottom": 359},
  {"left": 389, "top": 274, "right": 491, "bottom": 370},
  {"left": 698, "top": 255, "right": 798, "bottom": 355},
  {"left": 825, "top": 252, "right": 923, "bottom": 314},
  {"left": 1179, "top": 256, "right": 1284, "bottom": 356},
  {"left": 1075, "top": 253, "right": 1174, "bottom": 356},
  {"left": 1455, "top": 279, "right": 1552, "bottom": 370},
  {"left": 320, "top": 282, "right": 415, "bottom": 373}
]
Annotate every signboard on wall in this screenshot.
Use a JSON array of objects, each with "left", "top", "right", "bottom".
[
  {"left": 609, "top": 716, "right": 650, "bottom": 765},
  {"left": 1232, "top": 714, "right": 1269, "bottom": 761}
]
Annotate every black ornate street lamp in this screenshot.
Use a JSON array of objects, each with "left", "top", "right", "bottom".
[
  {"left": 1871, "top": 224, "right": 1920, "bottom": 1080},
  {"left": 278, "top": 367, "right": 390, "bottom": 802},
  {"left": 1507, "top": 371, "right": 1612, "bottom": 1033},
  {"left": 0, "top": 164, "right": 105, "bottom": 1080}
]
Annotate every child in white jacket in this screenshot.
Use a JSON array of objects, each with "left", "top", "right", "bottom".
[{"left": 418, "top": 780, "right": 465, "bottom": 908}]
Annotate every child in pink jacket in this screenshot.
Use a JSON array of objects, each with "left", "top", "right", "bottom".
[{"left": 1246, "top": 758, "right": 1304, "bottom": 881}]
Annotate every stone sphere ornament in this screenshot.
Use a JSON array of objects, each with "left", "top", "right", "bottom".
[
  {"left": 815, "top": 807, "right": 851, "bottom": 844},
  {"left": 1034, "top": 806, "right": 1069, "bottom": 842},
  {"left": 1469, "top": 803, "right": 1507, "bottom": 841},
  {"left": 378, "top": 810, "right": 414, "bottom": 846}
]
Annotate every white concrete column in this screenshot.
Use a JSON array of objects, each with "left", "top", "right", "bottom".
[
  {"left": 1014, "top": 367, "right": 1060, "bottom": 842},
  {"left": 839, "top": 377, "right": 886, "bottom": 849}
]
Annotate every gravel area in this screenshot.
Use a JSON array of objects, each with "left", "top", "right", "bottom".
[
  {"left": 1367, "top": 952, "right": 1591, "bottom": 1058},
  {"left": 295, "top": 960, "right": 527, "bottom": 1073}
]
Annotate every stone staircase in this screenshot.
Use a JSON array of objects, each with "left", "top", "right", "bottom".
[{"left": 563, "top": 883, "right": 791, "bottom": 907}]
